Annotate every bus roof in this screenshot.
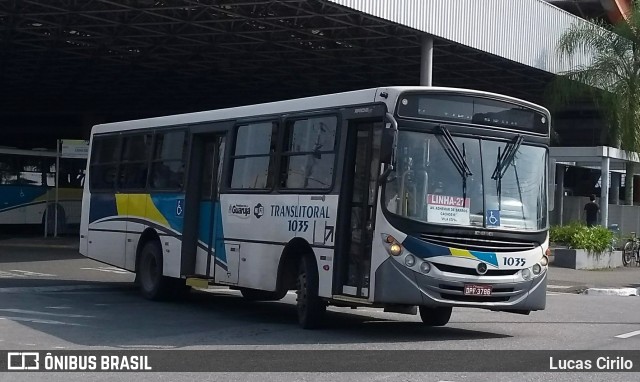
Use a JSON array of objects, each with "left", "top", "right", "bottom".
[{"left": 92, "top": 86, "right": 550, "bottom": 135}]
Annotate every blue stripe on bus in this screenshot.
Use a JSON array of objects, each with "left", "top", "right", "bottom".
[
  {"left": 401, "top": 235, "right": 451, "bottom": 259},
  {"left": 402, "top": 235, "right": 499, "bottom": 267},
  {"left": 90, "top": 193, "right": 227, "bottom": 268},
  {"left": 197, "top": 201, "right": 227, "bottom": 265},
  {"left": 149, "top": 193, "right": 184, "bottom": 233},
  {"left": 0, "top": 186, "right": 48, "bottom": 210},
  {"left": 214, "top": 201, "right": 226, "bottom": 264},
  {"left": 89, "top": 194, "right": 117, "bottom": 223}
]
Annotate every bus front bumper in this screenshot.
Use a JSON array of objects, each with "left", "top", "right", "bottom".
[{"left": 373, "top": 257, "right": 547, "bottom": 311}]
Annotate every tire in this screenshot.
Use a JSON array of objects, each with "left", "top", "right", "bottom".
[
  {"left": 295, "top": 255, "right": 326, "bottom": 329},
  {"left": 419, "top": 306, "right": 452, "bottom": 326},
  {"left": 138, "top": 240, "right": 172, "bottom": 300},
  {"left": 240, "top": 288, "right": 286, "bottom": 301},
  {"left": 622, "top": 242, "right": 634, "bottom": 267}
]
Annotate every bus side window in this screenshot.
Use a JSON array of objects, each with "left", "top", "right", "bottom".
[
  {"left": 150, "top": 131, "right": 186, "bottom": 191},
  {"left": 119, "top": 134, "right": 151, "bottom": 190},
  {"left": 279, "top": 116, "right": 337, "bottom": 190},
  {"left": 0, "top": 154, "right": 19, "bottom": 185},
  {"left": 229, "top": 122, "right": 277, "bottom": 190},
  {"left": 89, "top": 136, "right": 121, "bottom": 191}
]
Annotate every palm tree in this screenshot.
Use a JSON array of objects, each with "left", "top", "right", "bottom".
[{"left": 552, "top": 2, "right": 640, "bottom": 204}]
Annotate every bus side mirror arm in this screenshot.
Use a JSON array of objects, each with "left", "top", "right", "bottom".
[{"left": 379, "top": 112, "right": 398, "bottom": 182}]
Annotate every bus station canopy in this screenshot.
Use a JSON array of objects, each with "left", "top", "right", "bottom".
[
  {"left": 550, "top": 146, "right": 640, "bottom": 173},
  {"left": 1, "top": 0, "right": 588, "bottom": 146}
]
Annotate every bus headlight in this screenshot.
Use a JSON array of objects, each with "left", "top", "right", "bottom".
[
  {"left": 532, "top": 263, "right": 542, "bottom": 275},
  {"left": 420, "top": 261, "right": 431, "bottom": 273},
  {"left": 404, "top": 254, "right": 416, "bottom": 267},
  {"left": 540, "top": 255, "right": 549, "bottom": 267},
  {"left": 382, "top": 234, "right": 403, "bottom": 256},
  {"left": 390, "top": 243, "right": 402, "bottom": 256},
  {"left": 522, "top": 268, "right": 531, "bottom": 280}
]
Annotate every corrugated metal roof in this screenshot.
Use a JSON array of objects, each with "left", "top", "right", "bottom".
[{"left": 326, "top": 0, "right": 590, "bottom": 74}]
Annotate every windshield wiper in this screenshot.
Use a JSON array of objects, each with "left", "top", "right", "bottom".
[
  {"left": 491, "top": 135, "right": 523, "bottom": 181},
  {"left": 435, "top": 126, "right": 473, "bottom": 205},
  {"left": 435, "top": 126, "right": 473, "bottom": 178},
  {"left": 491, "top": 135, "right": 523, "bottom": 211}
]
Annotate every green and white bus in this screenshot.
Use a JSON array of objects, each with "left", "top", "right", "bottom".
[{"left": 80, "top": 86, "right": 551, "bottom": 328}]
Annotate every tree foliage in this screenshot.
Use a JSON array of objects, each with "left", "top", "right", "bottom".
[{"left": 551, "top": 4, "right": 640, "bottom": 203}]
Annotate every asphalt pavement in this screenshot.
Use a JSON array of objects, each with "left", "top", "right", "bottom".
[{"left": 1, "top": 237, "right": 639, "bottom": 381}]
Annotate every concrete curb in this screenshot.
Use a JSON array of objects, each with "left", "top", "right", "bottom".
[{"left": 583, "top": 288, "right": 639, "bottom": 296}]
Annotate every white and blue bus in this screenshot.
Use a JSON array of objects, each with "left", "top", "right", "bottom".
[
  {"left": 0, "top": 147, "right": 85, "bottom": 232},
  {"left": 80, "top": 87, "right": 551, "bottom": 328}
]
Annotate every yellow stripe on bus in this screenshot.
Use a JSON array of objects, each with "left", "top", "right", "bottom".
[
  {"left": 115, "top": 194, "right": 169, "bottom": 227},
  {"left": 449, "top": 247, "right": 475, "bottom": 259}
]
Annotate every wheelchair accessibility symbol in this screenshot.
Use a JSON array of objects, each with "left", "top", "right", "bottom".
[
  {"left": 487, "top": 210, "right": 500, "bottom": 227},
  {"left": 176, "top": 199, "right": 184, "bottom": 217}
]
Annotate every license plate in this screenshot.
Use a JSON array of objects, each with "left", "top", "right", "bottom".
[{"left": 463, "top": 284, "right": 492, "bottom": 296}]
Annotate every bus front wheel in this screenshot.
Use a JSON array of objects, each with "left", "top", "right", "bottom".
[
  {"left": 419, "top": 306, "right": 452, "bottom": 326},
  {"left": 138, "top": 240, "right": 172, "bottom": 300},
  {"left": 296, "top": 255, "right": 326, "bottom": 329}
]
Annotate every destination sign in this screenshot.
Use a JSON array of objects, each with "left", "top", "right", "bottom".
[{"left": 396, "top": 93, "right": 549, "bottom": 135}]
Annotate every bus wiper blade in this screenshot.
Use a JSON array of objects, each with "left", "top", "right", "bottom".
[
  {"left": 435, "top": 125, "right": 473, "bottom": 179},
  {"left": 491, "top": 135, "right": 523, "bottom": 180}
]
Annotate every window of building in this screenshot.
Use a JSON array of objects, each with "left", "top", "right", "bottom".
[
  {"left": 229, "top": 122, "right": 278, "bottom": 189},
  {"left": 280, "top": 116, "right": 337, "bottom": 190}
]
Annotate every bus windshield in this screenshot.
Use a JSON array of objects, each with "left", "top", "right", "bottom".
[{"left": 383, "top": 130, "right": 547, "bottom": 231}]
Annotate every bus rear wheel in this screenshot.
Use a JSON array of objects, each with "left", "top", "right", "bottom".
[
  {"left": 419, "top": 306, "right": 452, "bottom": 326},
  {"left": 296, "top": 255, "right": 326, "bottom": 329},
  {"left": 138, "top": 240, "right": 172, "bottom": 300}
]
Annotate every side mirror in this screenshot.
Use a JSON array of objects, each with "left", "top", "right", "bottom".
[{"left": 380, "top": 128, "right": 395, "bottom": 165}]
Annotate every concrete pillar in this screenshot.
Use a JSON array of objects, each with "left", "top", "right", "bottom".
[
  {"left": 610, "top": 172, "right": 621, "bottom": 205},
  {"left": 420, "top": 35, "right": 434, "bottom": 86},
  {"left": 601, "top": 157, "right": 610, "bottom": 227},
  {"left": 555, "top": 164, "right": 565, "bottom": 225}
]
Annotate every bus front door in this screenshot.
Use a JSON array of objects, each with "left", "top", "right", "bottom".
[
  {"left": 337, "top": 121, "right": 383, "bottom": 298},
  {"left": 182, "top": 133, "right": 225, "bottom": 279}
]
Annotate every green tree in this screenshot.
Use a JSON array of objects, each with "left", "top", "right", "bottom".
[{"left": 553, "top": 4, "right": 640, "bottom": 204}]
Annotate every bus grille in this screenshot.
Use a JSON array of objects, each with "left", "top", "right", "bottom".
[
  {"left": 419, "top": 232, "right": 537, "bottom": 252},
  {"left": 433, "top": 263, "right": 519, "bottom": 276}
]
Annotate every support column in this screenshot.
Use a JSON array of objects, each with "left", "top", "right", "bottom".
[
  {"left": 555, "top": 164, "right": 565, "bottom": 225},
  {"left": 420, "top": 35, "right": 433, "bottom": 86},
  {"left": 610, "top": 172, "right": 621, "bottom": 205},
  {"left": 601, "top": 157, "right": 610, "bottom": 227}
]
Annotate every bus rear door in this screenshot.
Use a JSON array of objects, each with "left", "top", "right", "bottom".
[{"left": 182, "top": 129, "right": 227, "bottom": 280}]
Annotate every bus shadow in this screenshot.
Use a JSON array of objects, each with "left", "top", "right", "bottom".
[
  {"left": 0, "top": 279, "right": 511, "bottom": 348},
  {"left": 0, "top": 280, "right": 510, "bottom": 348},
  {"left": 191, "top": 291, "right": 511, "bottom": 342}
]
